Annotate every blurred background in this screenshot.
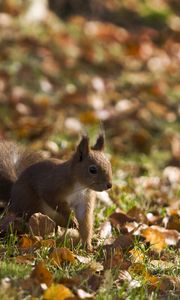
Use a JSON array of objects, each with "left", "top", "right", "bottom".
[{"left": 0, "top": 0, "right": 180, "bottom": 181}]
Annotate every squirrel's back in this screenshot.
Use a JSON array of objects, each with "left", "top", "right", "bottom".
[{"left": 0, "top": 141, "right": 43, "bottom": 202}]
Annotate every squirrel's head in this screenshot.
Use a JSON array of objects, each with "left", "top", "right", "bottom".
[{"left": 72, "top": 134, "right": 112, "bottom": 192}]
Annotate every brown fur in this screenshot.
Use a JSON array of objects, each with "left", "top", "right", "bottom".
[
  {"left": 0, "top": 141, "right": 43, "bottom": 202},
  {"left": 0, "top": 136, "right": 112, "bottom": 250}
]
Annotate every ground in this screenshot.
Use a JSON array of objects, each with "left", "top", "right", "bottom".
[{"left": 0, "top": 0, "right": 180, "bottom": 299}]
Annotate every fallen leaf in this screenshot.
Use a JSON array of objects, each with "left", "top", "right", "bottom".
[
  {"left": 41, "top": 239, "right": 56, "bottom": 248},
  {"left": 141, "top": 227, "right": 166, "bottom": 251},
  {"left": 14, "top": 254, "right": 35, "bottom": 264},
  {"left": 158, "top": 275, "right": 180, "bottom": 291},
  {"left": 58, "top": 276, "right": 81, "bottom": 289},
  {"left": 128, "top": 262, "right": 147, "bottom": 276},
  {"left": 145, "top": 274, "right": 160, "bottom": 286},
  {"left": 49, "top": 247, "right": 75, "bottom": 266},
  {"left": 127, "top": 207, "right": 148, "bottom": 224},
  {"left": 129, "top": 249, "right": 145, "bottom": 263},
  {"left": 43, "top": 283, "right": 74, "bottom": 300},
  {"left": 109, "top": 212, "right": 135, "bottom": 230},
  {"left": 141, "top": 226, "right": 180, "bottom": 251},
  {"left": 76, "top": 255, "right": 92, "bottom": 264},
  {"left": 146, "top": 212, "right": 162, "bottom": 225},
  {"left": 28, "top": 213, "right": 56, "bottom": 238},
  {"left": 77, "top": 289, "right": 95, "bottom": 299},
  {"left": 89, "top": 261, "right": 104, "bottom": 272},
  {"left": 18, "top": 234, "right": 42, "bottom": 251},
  {"left": 118, "top": 270, "right": 141, "bottom": 288},
  {"left": 104, "top": 248, "right": 125, "bottom": 270},
  {"left": 150, "top": 259, "right": 175, "bottom": 270},
  {"left": 31, "top": 261, "right": 53, "bottom": 286},
  {"left": 166, "top": 214, "right": 180, "bottom": 232},
  {"left": 99, "top": 221, "right": 112, "bottom": 239},
  {"left": 129, "top": 263, "right": 160, "bottom": 287},
  {"left": 87, "top": 274, "right": 102, "bottom": 292},
  {"left": 113, "top": 233, "right": 135, "bottom": 250}
]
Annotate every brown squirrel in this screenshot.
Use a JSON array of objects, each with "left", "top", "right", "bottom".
[{"left": 0, "top": 135, "right": 112, "bottom": 250}]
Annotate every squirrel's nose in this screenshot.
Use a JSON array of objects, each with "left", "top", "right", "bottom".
[{"left": 106, "top": 182, "right": 112, "bottom": 189}]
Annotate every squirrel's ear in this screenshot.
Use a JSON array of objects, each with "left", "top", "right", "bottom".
[
  {"left": 92, "top": 133, "right": 105, "bottom": 151},
  {"left": 75, "top": 135, "right": 89, "bottom": 161}
]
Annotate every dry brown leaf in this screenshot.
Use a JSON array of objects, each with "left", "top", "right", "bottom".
[
  {"left": 28, "top": 213, "right": 56, "bottom": 238},
  {"left": 87, "top": 274, "right": 102, "bottom": 292},
  {"left": 58, "top": 276, "right": 81, "bottom": 289},
  {"left": 158, "top": 275, "right": 180, "bottom": 291},
  {"left": 104, "top": 248, "right": 125, "bottom": 270},
  {"left": 41, "top": 239, "right": 56, "bottom": 248},
  {"left": 14, "top": 254, "right": 35, "bottom": 264},
  {"left": 113, "top": 233, "right": 135, "bottom": 250},
  {"left": 109, "top": 212, "right": 135, "bottom": 230},
  {"left": 166, "top": 214, "right": 180, "bottom": 232},
  {"left": 141, "top": 225, "right": 180, "bottom": 251},
  {"left": 43, "top": 283, "right": 74, "bottom": 300},
  {"left": 31, "top": 261, "right": 53, "bottom": 287},
  {"left": 49, "top": 247, "right": 75, "bottom": 266},
  {"left": 127, "top": 207, "right": 148, "bottom": 224},
  {"left": 18, "top": 234, "right": 42, "bottom": 251},
  {"left": 85, "top": 22, "right": 129, "bottom": 43},
  {"left": 146, "top": 212, "right": 162, "bottom": 225}
]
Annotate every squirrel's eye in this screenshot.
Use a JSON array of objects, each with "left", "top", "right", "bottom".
[{"left": 89, "top": 165, "right": 98, "bottom": 174}]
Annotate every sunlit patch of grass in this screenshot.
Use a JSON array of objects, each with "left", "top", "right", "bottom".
[{"left": 0, "top": 261, "right": 31, "bottom": 280}]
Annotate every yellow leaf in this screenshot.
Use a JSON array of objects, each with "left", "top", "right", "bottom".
[
  {"left": 145, "top": 273, "right": 160, "bottom": 286},
  {"left": 43, "top": 284, "right": 74, "bottom": 300},
  {"left": 129, "top": 263, "right": 147, "bottom": 276},
  {"left": 141, "top": 228, "right": 166, "bottom": 251},
  {"left": 31, "top": 261, "right": 53, "bottom": 286},
  {"left": 129, "top": 263, "right": 160, "bottom": 287},
  {"left": 129, "top": 249, "right": 145, "bottom": 263},
  {"left": 49, "top": 247, "right": 75, "bottom": 266}
]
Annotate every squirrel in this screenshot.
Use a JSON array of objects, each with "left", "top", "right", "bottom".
[{"left": 0, "top": 135, "right": 112, "bottom": 250}]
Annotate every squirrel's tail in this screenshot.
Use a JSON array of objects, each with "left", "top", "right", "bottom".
[{"left": 0, "top": 141, "right": 43, "bottom": 203}]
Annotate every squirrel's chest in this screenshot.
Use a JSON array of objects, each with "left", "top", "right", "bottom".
[{"left": 66, "top": 183, "right": 87, "bottom": 210}]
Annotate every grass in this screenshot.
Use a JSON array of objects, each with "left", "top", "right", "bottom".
[
  {"left": 0, "top": 0, "right": 180, "bottom": 298},
  {"left": 0, "top": 180, "right": 179, "bottom": 299}
]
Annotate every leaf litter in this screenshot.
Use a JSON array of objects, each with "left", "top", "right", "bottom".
[{"left": 0, "top": 0, "right": 180, "bottom": 299}]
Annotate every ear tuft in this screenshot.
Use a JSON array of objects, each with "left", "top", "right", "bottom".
[
  {"left": 92, "top": 133, "right": 105, "bottom": 151},
  {"left": 75, "top": 135, "right": 89, "bottom": 161}
]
